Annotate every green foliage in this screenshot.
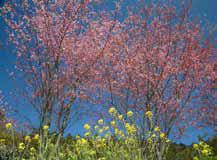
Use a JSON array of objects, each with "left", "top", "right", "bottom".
[
  {"left": 166, "top": 138, "right": 217, "bottom": 160},
  {"left": 166, "top": 144, "right": 193, "bottom": 160},
  {"left": 0, "top": 109, "right": 216, "bottom": 160},
  {"left": 0, "top": 126, "right": 22, "bottom": 160}
]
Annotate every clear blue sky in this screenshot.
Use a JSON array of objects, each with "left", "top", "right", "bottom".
[{"left": 0, "top": 0, "right": 216, "bottom": 144}]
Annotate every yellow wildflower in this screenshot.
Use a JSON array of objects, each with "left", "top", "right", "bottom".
[
  {"left": 75, "top": 135, "right": 80, "bottom": 139},
  {"left": 81, "top": 138, "right": 88, "bottom": 144},
  {"left": 83, "top": 123, "right": 90, "bottom": 130},
  {"left": 110, "top": 120, "right": 116, "bottom": 127},
  {"left": 78, "top": 138, "right": 88, "bottom": 145},
  {"left": 204, "top": 144, "right": 210, "bottom": 149},
  {"left": 0, "top": 139, "right": 5, "bottom": 143},
  {"left": 94, "top": 125, "right": 99, "bottom": 130},
  {"left": 18, "top": 143, "right": 25, "bottom": 151},
  {"left": 151, "top": 134, "right": 156, "bottom": 138},
  {"left": 24, "top": 136, "right": 31, "bottom": 142},
  {"left": 145, "top": 111, "right": 153, "bottom": 118},
  {"left": 193, "top": 157, "right": 199, "bottom": 160},
  {"left": 199, "top": 141, "right": 205, "bottom": 146},
  {"left": 30, "top": 147, "right": 36, "bottom": 154},
  {"left": 5, "top": 123, "right": 12, "bottom": 129},
  {"left": 120, "top": 133, "right": 125, "bottom": 137},
  {"left": 147, "top": 137, "right": 152, "bottom": 143},
  {"left": 108, "top": 107, "right": 116, "bottom": 115},
  {"left": 125, "top": 123, "right": 130, "bottom": 128},
  {"left": 154, "top": 126, "right": 160, "bottom": 132},
  {"left": 125, "top": 123, "right": 136, "bottom": 134},
  {"left": 43, "top": 125, "right": 49, "bottom": 130},
  {"left": 33, "top": 134, "right": 39, "bottom": 141},
  {"left": 160, "top": 133, "right": 166, "bottom": 139},
  {"left": 118, "top": 114, "right": 123, "bottom": 120},
  {"left": 98, "top": 119, "right": 103, "bottom": 125},
  {"left": 193, "top": 144, "right": 199, "bottom": 149},
  {"left": 114, "top": 128, "right": 119, "bottom": 135},
  {"left": 201, "top": 149, "right": 209, "bottom": 156},
  {"left": 84, "top": 132, "right": 90, "bottom": 137},
  {"left": 99, "top": 129, "right": 103, "bottom": 133},
  {"left": 103, "top": 126, "right": 109, "bottom": 131},
  {"left": 127, "top": 111, "right": 133, "bottom": 117}
]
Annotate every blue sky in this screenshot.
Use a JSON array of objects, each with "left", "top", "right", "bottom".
[{"left": 0, "top": 0, "right": 216, "bottom": 144}]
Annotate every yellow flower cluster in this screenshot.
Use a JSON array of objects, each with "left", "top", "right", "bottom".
[
  {"left": 99, "top": 129, "right": 103, "bottom": 133},
  {"left": 95, "top": 137, "right": 106, "bottom": 148},
  {"left": 43, "top": 125, "right": 49, "bottom": 130},
  {"left": 125, "top": 137, "right": 135, "bottom": 145},
  {"left": 109, "top": 107, "right": 125, "bottom": 120},
  {"left": 127, "top": 110, "right": 133, "bottom": 117},
  {"left": 160, "top": 133, "right": 165, "bottom": 139},
  {"left": 125, "top": 123, "right": 136, "bottom": 134},
  {"left": 25, "top": 136, "right": 31, "bottom": 142},
  {"left": 98, "top": 119, "right": 103, "bottom": 125},
  {"left": 0, "top": 139, "right": 6, "bottom": 143},
  {"left": 145, "top": 111, "right": 153, "bottom": 118},
  {"left": 94, "top": 125, "right": 99, "bottom": 130},
  {"left": 76, "top": 135, "right": 80, "bottom": 139},
  {"left": 103, "top": 126, "right": 109, "bottom": 131},
  {"left": 84, "top": 132, "right": 90, "bottom": 137},
  {"left": 193, "top": 157, "right": 199, "bottom": 160},
  {"left": 18, "top": 142, "right": 25, "bottom": 151},
  {"left": 109, "top": 107, "right": 116, "bottom": 115},
  {"left": 3, "top": 105, "right": 176, "bottom": 160},
  {"left": 193, "top": 141, "right": 213, "bottom": 157},
  {"left": 33, "top": 134, "right": 39, "bottom": 141},
  {"left": 147, "top": 138, "right": 152, "bottom": 143},
  {"left": 193, "top": 144, "right": 199, "bottom": 149},
  {"left": 30, "top": 147, "right": 36, "bottom": 152},
  {"left": 77, "top": 138, "right": 88, "bottom": 145},
  {"left": 83, "top": 123, "right": 90, "bottom": 130},
  {"left": 154, "top": 126, "right": 160, "bottom": 132},
  {"left": 5, "top": 122, "right": 12, "bottom": 129},
  {"left": 114, "top": 128, "right": 124, "bottom": 137},
  {"left": 30, "top": 147, "right": 36, "bottom": 156},
  {"left": 118, "top": 114, "right": 123, "bottom": 120},
  {"left": 147, "top": 131, "right": 169, "bottom": 143},
  {"left": 151, "top": 134, "right": 156, "bottom": 138},
  {"left": 201, "top": 149, "right": 209, "bottom": 155},
  {"left": 110, "top": 120, "right": 116, "bottom": 127}
]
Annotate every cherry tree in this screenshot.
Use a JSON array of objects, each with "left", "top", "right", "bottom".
[
  {"left": 95, "top": 1, "right": 217, "bottom": 138},
  {"left": 1, "top": 0, "right": 216, "bottom": 139},
  {"left": 1, "top": 0, "right": 121, "bottom": 135}
]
